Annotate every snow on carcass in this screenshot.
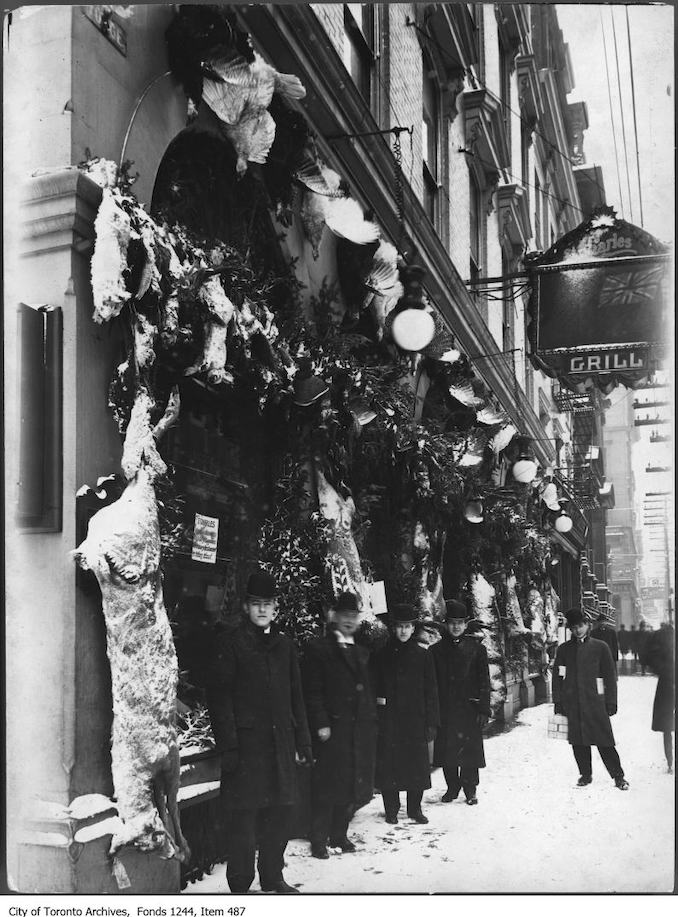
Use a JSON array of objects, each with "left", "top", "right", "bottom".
[
  {"left": 504, "top": 573, "right": 529, "bottom": 637},
  {"left": 315, "top": 466, "right": 372, "bottom": 618},
  {"left": 470, "top": 572, "right": 506, "bottom": 711},
  {"left": 73, "top": 390, "right": 189, "bottom": 864},
  {"left": 91, "top": 188, "right": 133, "bottom": 323}
]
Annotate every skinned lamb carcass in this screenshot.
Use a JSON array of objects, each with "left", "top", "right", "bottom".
[
  {"left": 184, "top": 276, "right": 235, "bottom": 384},
  {"left": 91, "top": 188, "right": 133, "bottom": 323},
  {"left": 504, "top": 573, "right": 529, "bottom": 637},
  {"left": 527, "top": 587, "right": 546, "bottom": 639},
  {"left": 470, "top": 572, "right": 507, "bottom": 712},
  {"left": 543, "top": 585, "right": 559, "bottom": 644},
  {"left": 315, "top": 466, "right": 372, "bottom": 617},
  {"left": 73, "top": 389, "right": 189, "bottom": 863},
  {"left": 412, "top": 521, "right": 446, "bottom": 621}
]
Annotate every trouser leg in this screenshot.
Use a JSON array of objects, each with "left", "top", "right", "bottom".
[
  {"left": 257, "top": 805, "right": 292, "bottom": 888},
  {"left": 310, "top": 803, "right": 332, "bottom": 847},
  {"left": 597, "top": 746, "right": 624, "bottom": 778},
  {"left": 663, "top": 732, "right": 673, "bottom": 769},
  {"left": 226, "top": 808, "right": 257, "bottom": 893},
  {"left": 460, "top": 767, "right": 479, "bottom": 798},
  {"left": 572, "top": 744, "right": 592, "bottom": 777},
  {"left": 443, "top": 766, "right": 461, "bottom": 794},
  {"left": 406, "top": 789, "right": 423, "bottom": 816},
  {"left": 329, "top": 804, "right": 352, "bottom": 844},
  {"left": 381, "top": 790, "right": 401, "bottom": 818}
]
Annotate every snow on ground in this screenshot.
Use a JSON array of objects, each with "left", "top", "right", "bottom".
[{"left": 185, "top": 675, "right": 674, "bottom": 894}]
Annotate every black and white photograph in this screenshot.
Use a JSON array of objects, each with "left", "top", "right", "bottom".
[{"left": 3, "top": 1, "right": 674, "bottom": 904}]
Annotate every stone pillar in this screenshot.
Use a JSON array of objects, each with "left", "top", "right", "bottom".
[{"left": 5, "top": 169, "right": 179, "bottom": 892}]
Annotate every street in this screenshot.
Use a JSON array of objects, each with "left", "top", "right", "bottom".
[{"left": 186, "top": 674, "right": 674, "bottom": 895}]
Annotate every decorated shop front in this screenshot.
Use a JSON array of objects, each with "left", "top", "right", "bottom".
[{"left": 9, "top": 5, "right": 568, "bottom": 895}]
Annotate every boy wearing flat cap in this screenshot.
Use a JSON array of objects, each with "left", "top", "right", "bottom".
[
  {"left": 431, "top": 598, "right": 491, "bottom": 806},
  {"left": 553, "top": 607, "right": 629, "bottom": 790},
  {"left": 373, "top": 604, "right": 439, "bottom": 824},
  {"left": 302, "top": 591, "right": 377, "bottom": 859},
  {"left": 206, "top": 570, "right": 312, "bottom": 894}
]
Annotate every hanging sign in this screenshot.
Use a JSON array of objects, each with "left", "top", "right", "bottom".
[
  {"left": 528, "top": 208, "right": 670, "bottom": 391},
  {"left": 192, "top": 513, "right": 219, "bottom": 564}
]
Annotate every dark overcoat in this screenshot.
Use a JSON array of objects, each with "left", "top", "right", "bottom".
[
  {"left": 205, "top": 621, "right": 311, "bottom": 809},
  {"left": 640, "top": 627, "right": 675, "bottom": 732},
  {"left": 590, "top": 625, "right": 619, "bottom": 662},
  {"left": 373, "top": 637, "right": 440, "bottom": 792},
  {"left": 302, "top": 631, "right": 377, "bottom": 807},
  {"left": 552, "top": 635, "right": 617, "bottom": 747},
  {"left": 431, "top": 633, "right": 490, "bottom": 769}
]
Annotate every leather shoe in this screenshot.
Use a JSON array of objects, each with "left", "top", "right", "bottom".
[
  {"left": 261, "top": 879, "right": 299, "bottom": 894},
  {"left": 408, "top": 810, "right": 429, "bottom": 824},
  {"left": 329, "top": 837, "right": 356, "bottom": 852},
  {"left": 614, "top": 776, "right": 629, "bottom": 790},
  {"left": 385, "top": 814, "right": 398, "bottom": 825},
  {"left": 577, "top": 775, "right": 593, "bottom": 787},
  {"left": 441, "top": 788, "right": 460, "bottom": 802},
  {"left": 465, "top": 794, "right": 478, "bottom": 806},
  {"left": 310, "top": 843, "right": 329, "bottom": 859}
]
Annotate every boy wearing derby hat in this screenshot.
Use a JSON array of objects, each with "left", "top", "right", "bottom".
[
  {"left": 302, "top": 591, "right": 377, "bottom": 859},
  {"left": 205, "top": 570, "right": 312, "bottom": 894},
  {"left": 373, "top": 604, "right": 440, "bottom": 824},
  {"left": 553, "top": 607, "right": 629, "bottom": 790},
  {"left": 431, "top": 598, "right": 491, "bottom": 806}
]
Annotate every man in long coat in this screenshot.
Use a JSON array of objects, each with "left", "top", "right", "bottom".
[
  {"left": 640, "top": 622, "right": 675, "bottom": 772},
  {"left": 206, "top": 571, "right": 312, "bottom": 893},
  {"left": 374, "top": 604, "right": 439, "bottom": 824},
  {"left": 302, "top": 591, "right": 377, "bottom": 859},
  {"left": 553, "top": 606, "right": 629, "bottom": 790},
  {"left": 432, "top": 598, "right": 491, "bottom": 806}
]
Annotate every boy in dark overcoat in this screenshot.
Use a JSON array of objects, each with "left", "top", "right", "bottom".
[
  {"left": 553, "top": 607, "right": 629, "bottom": 790},
  {"left": 302, "top": 591, "right": 377, "bottom": 859},
  {"left": 431, "top": 598, "right": 491, "bottom": 806},
  {"left": 374, "top": 604, "right": 439, "bottom": 824},
  {"left": 206, "top": 571, "right": 312, "bottom": 893}
]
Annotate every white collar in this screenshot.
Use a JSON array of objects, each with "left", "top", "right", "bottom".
[{"left": 334, "top": 630, "right": 355, "bottom": 645}]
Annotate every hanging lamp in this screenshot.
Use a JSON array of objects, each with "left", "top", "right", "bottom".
[{"left": 389, "top": 264, "right": 435, "bottom": 352}]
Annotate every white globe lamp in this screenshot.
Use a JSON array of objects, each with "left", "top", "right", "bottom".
[
  {"left": 555, "top": 511, "right": 573, "bottom": 533},
  {"left": 391, "top": 309, "right": 436, "bottom": 351}
]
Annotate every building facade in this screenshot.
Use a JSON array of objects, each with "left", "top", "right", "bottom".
[{"left": 5, "top": 3, "right": 610, "bottom": 894}]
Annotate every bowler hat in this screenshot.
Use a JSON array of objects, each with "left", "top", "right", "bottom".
[
  {"left": 444, "top": 598, "right": 471, "bottom": 621},
  {"left": 246, "top": 570, "right": 277, "bottom": 599},
  {"left": 334, "top": 591, "right": 360, "bottom": 613},
  {"left": 390, "top": 603, "right": 418, "bottom": 624},
  {"left": 565, "top": 607, "right": 587, "bottom": 627}
]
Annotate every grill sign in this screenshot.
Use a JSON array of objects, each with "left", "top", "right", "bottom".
[{"left": 529, "top": 209, "right": 670, "bottom": 390}]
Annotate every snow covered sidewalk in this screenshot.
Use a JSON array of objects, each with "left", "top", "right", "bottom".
[{"left": 185, "top": 676, "right": 674, "bottom": 894}]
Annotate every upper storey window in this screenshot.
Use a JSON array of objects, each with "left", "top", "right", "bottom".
[
  {"left": 343, "top": 4, "right": 376, "bottom": 104},
  {"left": 422, "top": 53, "right": 440, "bottom": 225}
]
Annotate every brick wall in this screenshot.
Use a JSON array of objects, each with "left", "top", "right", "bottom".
[
  {"left": 310, "top": 3, "right": 345, "bottom": 59},
  {"left": 387, "top": 4, "right": 423, "bottom": 202}
]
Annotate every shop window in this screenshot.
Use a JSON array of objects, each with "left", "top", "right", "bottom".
[
  {"left": 343, "top": 3, "right": 376, "bottom": 105},
  {"left": 422, "top": 52, "right": 440, "bottom": 226}
]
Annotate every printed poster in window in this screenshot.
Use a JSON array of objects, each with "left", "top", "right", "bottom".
[{"left": 192, "top": 513, "right": 219, "bottom": 564}]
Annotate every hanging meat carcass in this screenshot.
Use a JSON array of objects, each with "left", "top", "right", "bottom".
[
  {"left": 470, "top": 572, "right": 507, "bottom": 713},
  {"left": 504, "top": 573, "right": 529, "bottom": 637},
  {"left": 412, "top": 521, "right": 446, "bottom": 621},
  {"left": 315, "top": 465, "right": 373, "bottom": 618},
  {"left": 73, "top": 388, "right": 190, "bottom": 864}
]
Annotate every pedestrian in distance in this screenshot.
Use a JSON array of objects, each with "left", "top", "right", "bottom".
[
  {"left": 302, "top": 591, "right": 377, "bottom": 860},
  {"left": 639, "top": 622, "right": 675, "bottom": 773},
  {"left": 552, "top": 607, "right": 629, "bottom": 791},
  {"left": 590, "top": 613, "right": 619, "bottom": 669},
  {"left": 629, "top": 624, "right": 639, "bottom": 662},
  {"left": 431, "top": 597, "right": 491, "bottom": 806},
  {"left": 373, "top": 604, "right": 440, "bottom": 825},
  {"left": 617, "top": 623, "right": 629, "bottom": 659},
  {"left": 637, "top": 620, "right": 650, "bottom": 674},
  {"left": 205, "top": 571, "right": 312, "bottom": 894}
]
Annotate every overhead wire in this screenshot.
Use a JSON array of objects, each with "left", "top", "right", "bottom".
[
  {"left": 599, "top": 8, "right": 625, "bottom": 217},
  {"left": 610, "top": 6, "right": 634, "bottom": 222},
  {"left": 625, "top": 6, "right": 645, "bottom": 228}
]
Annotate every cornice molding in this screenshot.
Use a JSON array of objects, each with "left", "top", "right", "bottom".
[
  {"left": 20, "top": 169, "right": 103, "bottom": 257},
  {"left": 497, "top": 183, "right": 531, "bottom": 254},
  {"left": 462, "top": 88, "right": 511, "bottom": 182},
  {"left": 516, "top": 53, "right": 544, "bottom": 125}
]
